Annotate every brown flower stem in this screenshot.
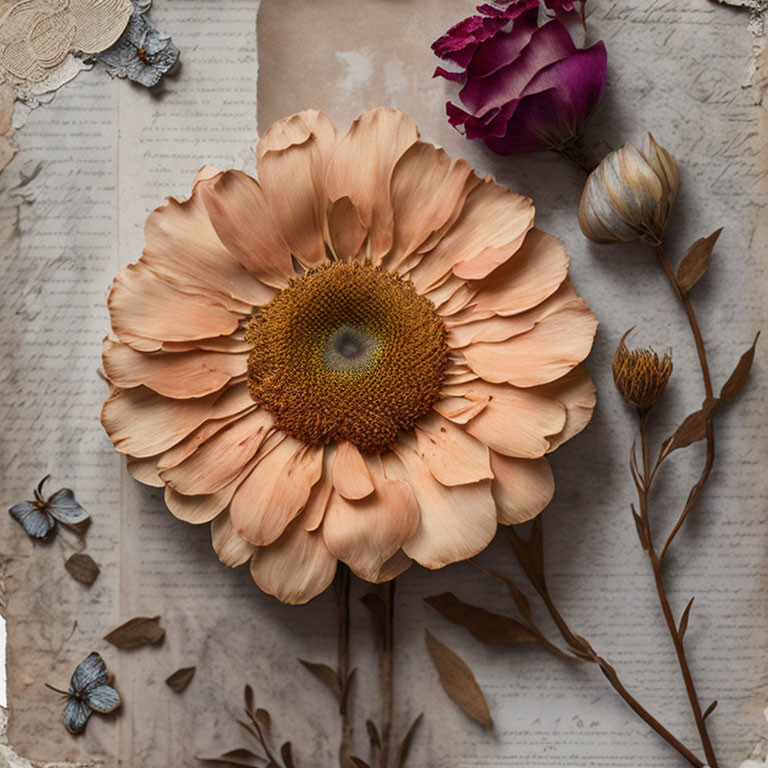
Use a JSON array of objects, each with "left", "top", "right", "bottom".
[
  {"left": 556, "top": 136, "right": 599, "bottom": 174},
  {"left": 655, "top": 245, "right": 716, "bottom": 564},
  {"left": 336, "top": 564, "right": 352, "bottom": 768},
  {"left": 380, "top": 579, "right": 396, "bottom": 768},
  {"left": 637, "top": 416, "right": 719, "bottom": 768},
  {"left": 500, "top": 526, "right": 704, "bottom": 766},
  {"left": 528, "top": 553, "right": 704, "bottom": 767}
]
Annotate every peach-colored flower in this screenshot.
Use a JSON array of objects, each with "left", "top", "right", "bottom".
[{"left": 101, "top": 108, "right": 597, "bottom": 604}]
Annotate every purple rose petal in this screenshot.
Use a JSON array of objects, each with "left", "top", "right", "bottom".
[
  {"left": 432, "top": 0, "right": 604, "bottom": 156},
  {"left": 432, "top": 14, "right": 509, "bottom": 69},
  {"left": 459, "top": 20, "right": 577, "bottom": 115},
  {"left": 467, "top": 9, "right": 539, "bottom": 79}
]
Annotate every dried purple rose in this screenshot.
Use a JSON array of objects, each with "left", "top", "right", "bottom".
[
  {"left": 91, "top": 1, "right": 178, "bottom": 88},
  {"left": 432, "top": 1, "right": 606, "bottom": 155},
  {"left": 9, "top": 475, "right": 89, "bottom": 540}
]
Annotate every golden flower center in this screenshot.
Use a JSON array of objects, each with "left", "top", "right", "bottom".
[{"left": 245, "top": 262, "right": 449, "bottom": 453}]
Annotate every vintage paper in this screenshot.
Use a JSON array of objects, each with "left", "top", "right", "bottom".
[{"left": 1, "top": 0, "right": 767, "bottom": 766}]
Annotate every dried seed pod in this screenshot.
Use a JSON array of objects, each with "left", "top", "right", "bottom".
[
  {"left": 612, "top": 332, "right": 673, "bottom": 414},
  {"left": 579, "top": 134, "right": 680, "bottom": 247}
]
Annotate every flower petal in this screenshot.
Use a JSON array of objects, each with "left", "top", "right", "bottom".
[
  {"left": 164, "top": 468, "right": 251, "bottom": 524},
  {"left": 161, "top": 334, "right": 252, "bottom": 354},
  {"left": 505, "top": 42, "right": 608, "bottom": 151},
  {"left": 109, "top": 262, "right": 242, "bottom": 347},
  {"left": 463, "top": 299, "right": 597, "bottom": 386},
  {"left": 211, "top": 510, "right": 255, "bottom": 567},
  {"left": 385, "top": 142, "right": 475, "bottom": 270},
  {"left": 466, "top": 12, "right": 540, "bottom": 78},
  {"left": 414, "top": 412, "right": 493, "bottom": 486},
  {"left": 101, "top": 381, "right": 253, "bottom": 458},
  {"left": 249, "top": 516, "right": 337, "bottom": 605},
  {"left": 141, "top": 178, "right": 275, "bottom": 309},
  {"left": 332, "top": 440, "right": 374, "bottom": 500},
  {"left": 197, "top": 170, "right": 295, "bottom": 288},
  {"left": 447, "top": 277, "right": 580, "bottom": 347},
  {"left": 433, "top": 392, "right": 490, "bottom": 424},
  {"left": 375, "top": 549, "right": 413, "bottom": 582},
  {"left": 387, "top": 441, "right": 497, "bottom": 568},
  {"left": 407, "top": 176, "right": 534, "bottom": 290},
  {"left": 230, "top": 437, "right": 324, "bottom": 546},
  {"left": 462, "top": 382, "right": 566, "bottom": 458},
  {"left": 326, "top": 108, "right": 419, "bottom": 263},
  {"left": 327, "top": 196, "right": 367, "bottom": 262},
  {"left": 155, "top": 409, "right": 255, "bottom": 473},
  {"left": 102, "top": 338, "right": 248, "bottom": 399},
  {"left": 490, "top": 452, "right": 554, "bottom": 524},
  {"left": 460, "top": 20, "right": 577, "bottom": 115},
  {"left": 161, "top": 409, "right": 274, "bottom": 495},
  {"left": 303, "top": 446, "right": 336, "bottom": 531},
  {"left": 536, "top": 364, "right": 596, "bottom": 450},
  {"left": 126, "top": 455, "right": 164, "bottom": 488},
  {"left": 256, "top": 109, "right": 337, "bottom": 269},
  {"left": 469, "top": 228, "right": 569, "bottom": 316},
  {"left": 322, "top": 457, "right": 420, "bottom": 582}
]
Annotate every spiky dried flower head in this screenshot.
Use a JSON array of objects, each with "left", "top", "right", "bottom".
[
  {"left": 579, "top": 134, "right": 679, "bottom": 247},
  {"left": 245, "top": 262, "right": 449, "bottom": 454},
  {"left": 612, "top": 331, "right": 672, "bottom": 413}
]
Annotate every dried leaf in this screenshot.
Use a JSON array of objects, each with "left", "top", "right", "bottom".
[
  {"left": 298, "top": 659, "right": 342, "bottom": 699},
  {"left": 244, "top": 684, "right": 254, "bottom": 713},
  {"left": 104, "top": 616, "right": 165, "bottom": 648},
  {"left": 254, "top": 708, "right": 271, "bottom": 736},
  {"left": 667, "top": 398, "right": 718, "bottom": 453},
  {"left": 631, "top": 505, "right": 650, "bottom": 551},
  {"left": 350, "top": 759, "right": 372, "bottom": 768},
  {"left": 394, "top": 713, "right": 423, "bottom": 768},
  {"left": 703, "top": 700, "right": 718, "bottom": 719},
  {"left": 720, "top": 333, "right": 759, "bottom": 402},
  {"left": 165, "top": 666, "right": 195, "bottom": 693},
  {"left": 501, "top": 577, "right": 531, "bottom": 619},
  {"left": 424, "top": 630, "right": 492, "bottom": 727},
  {"left": 65, "top": 553, "right": 100, "bottom": 584},
  {"left": 677, "top": 228, "right": 722, "bottom": 292},
  {"left": 678, "top": 598, "right": 694, "bottom": 640},
  {"left": 505, "top": 520, "right": 546, "bottom": 594},
  {"left": 366, "top": 719, "right": 381, "bottom": 750},
  {"left": 425, "top": 593, "right": 537, "bottom": 645},
  {"left": 280, "top": 742, "right": 295, "bottom": 768},
  {"left": 197, "top": 749, "right": 264, "bottom": 768}
]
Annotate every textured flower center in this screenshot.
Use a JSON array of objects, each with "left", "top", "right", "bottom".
[{"left": 245, "top": 262, "right": 449, "bottom": 453}]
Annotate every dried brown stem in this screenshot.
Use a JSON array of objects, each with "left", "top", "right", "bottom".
[
  {"left": 637, "top": 415, "right": 718, "bottom": 768},
  {"left": 336, "top": 565, "right": 352, "bottom": 768},
  {"left": 379, "top": 580, "right": 396, "bottom": 768},
  {"left": 655, "top": 245, "right": 716, "bottom": 564},
  {"left": 555, "top": 135, "right": 599, "bottom": 173},
  {"left": 529, "top": 545, "right": 704, "bottom": 767}
]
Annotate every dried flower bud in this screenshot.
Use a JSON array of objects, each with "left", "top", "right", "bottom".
[
  {"left": 612, "top": 333, "right": 673, "bottom": 413},
  {"left": 578, "top": 134, "right": 680, "bottom": 247}
]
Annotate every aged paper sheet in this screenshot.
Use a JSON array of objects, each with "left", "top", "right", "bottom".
[{"left": 1, "top": 0, "right": 767, "bottom": 766}]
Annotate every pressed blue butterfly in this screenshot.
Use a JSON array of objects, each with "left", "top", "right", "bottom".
[
  {"left": 9, "top": 475, "right": 90, "bottom": 540},
  {"left": 45, "top": 652, "right": 121, "bottom": 734}
]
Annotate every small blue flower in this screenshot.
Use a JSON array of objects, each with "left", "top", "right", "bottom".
[
  {"left": 9, "top": 475, "right": 90, "bottom": 540},
  {"left": 46, "top": 652, "right": 121, "bottom": 734},
  {"left": 93, "top": 7, "right": 178, "bottom": 88}
]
